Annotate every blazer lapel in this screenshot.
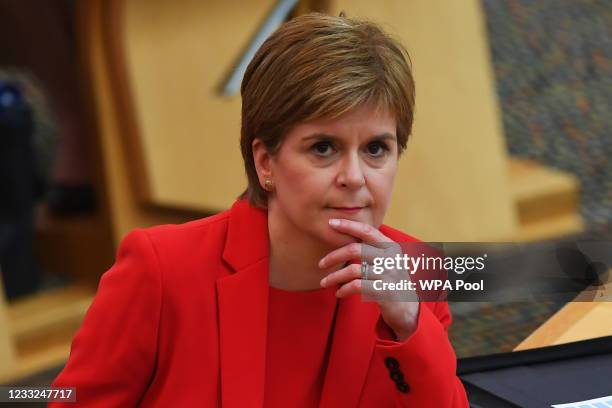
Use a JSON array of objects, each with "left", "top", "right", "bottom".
[
  {"left": 319, "top": 295, "right": 380, "bottom": 408},
  {"left": 217, "top": 200, "right": 270, "bottom": 408}
]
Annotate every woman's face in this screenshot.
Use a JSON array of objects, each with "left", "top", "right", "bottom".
[{"left": 258, "top": 104, "right": 399, "bottom": 249}]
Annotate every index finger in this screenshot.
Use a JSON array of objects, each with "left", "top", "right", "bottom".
[{"left": 328, "top": 218, "right": 393, "bottom": 247}]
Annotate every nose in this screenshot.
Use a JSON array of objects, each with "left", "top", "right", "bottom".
[{"left": 336, "top": 151, "right": 366, "bottom": 189}]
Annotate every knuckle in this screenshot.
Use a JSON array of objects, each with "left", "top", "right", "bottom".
[
  {"left": 385, "top": 243, "right": 401, "bottom": 256},
  {"left": 325, "top": 273, "right": 336, "bottom": 284}
]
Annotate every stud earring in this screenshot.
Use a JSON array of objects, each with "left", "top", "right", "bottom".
[{"left": 264, "top": 179, "right": 273, "bottom": 190}]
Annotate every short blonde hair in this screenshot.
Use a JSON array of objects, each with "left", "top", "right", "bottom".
[{"left": 239, "top": 12, "right": 415, "bottom": 208}]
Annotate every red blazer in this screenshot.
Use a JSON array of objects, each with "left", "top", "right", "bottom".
[{"left": 51, "top": 199, "right": 469, "bottom": 407}]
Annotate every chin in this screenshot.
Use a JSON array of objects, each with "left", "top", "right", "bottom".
[{"left": 319, "top": 228, "right": 360, "bottom": 250}]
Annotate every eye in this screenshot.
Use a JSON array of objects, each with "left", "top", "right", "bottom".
[
  {"left": 366, "top": 141, "right": 390, "bottom": 157},
  {"left": 311, "top": 141, "right": 336, "bottom": 157}
]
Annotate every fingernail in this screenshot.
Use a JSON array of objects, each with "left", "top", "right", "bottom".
[
  {"left": 329, "top": 219, "right": 340, "bottom": 226},
  {"left": 318, "top": 258, "right": 326, "bottom": 268},
  {"left": 320, "top": 278, "right": 327, "bottom": 287}
]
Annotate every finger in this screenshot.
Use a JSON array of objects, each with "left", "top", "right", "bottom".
[
  {"left": 335, "top": 278, "right": 380, "bottom": 298},
  {"left": 319, "top": 243, "right": 387, "bottom": 269},
  {"left": 335, "top": 279, "right": 362, "bottom": 298},
  {"left": 328, "top": 219, "right": 392, "bottom": 246},
  {"left": 321, "top": 263, "right": 373, "bottom": 288},
  {"left": 319, "top": 242, "right": 362, "bottom": 268}
]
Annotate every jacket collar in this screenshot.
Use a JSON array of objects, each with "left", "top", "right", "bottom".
[
  {"left": 222, "top": 198, "right": 269, "bottom": 271},
  {"left": 217, "top": 199, "right": 387, "bottom": 408}
]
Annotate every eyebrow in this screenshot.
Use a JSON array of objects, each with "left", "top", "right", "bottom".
[{"left": 302, "top": 132, "right": 397, "bottom": 143}]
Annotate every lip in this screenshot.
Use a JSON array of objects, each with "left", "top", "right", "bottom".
[{"left": 329, "top": 206, "right": 366, "bottom": 214}]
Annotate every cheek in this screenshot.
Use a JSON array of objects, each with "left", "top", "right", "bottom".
[
  {"left": 368, "top": 168, "right": 397, "bottom": 220},
  {"left": 369, "top": 167, "right": 396, "bottom": 201},
  {"left": 279, "top": 160, "right": 331, "bottom": 196},
  {"left": 276, "top": 163, "right": 328, "bottom": 209},
  {"left": 283, "top": 172, "right": 322, "bottom": 199}
]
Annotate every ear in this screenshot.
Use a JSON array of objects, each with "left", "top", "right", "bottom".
[{"left": 252, "top": 138, "right": 273, "bottom": 187}]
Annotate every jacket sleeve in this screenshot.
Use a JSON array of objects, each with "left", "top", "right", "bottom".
[
  {"left": 373, "top": 301, "right": 469, "bottom": 407},
  {"left": 49, "top": 229, "right": 162, "bottom": 407}
]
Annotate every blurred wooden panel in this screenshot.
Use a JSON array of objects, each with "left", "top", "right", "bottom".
[
  {"left": 508, "top": 159, "right": 583, "bottom": 241},
  {"left": 510, "top": 159, "right": 580, "bottom": 226},
  {"left": 0, "top": 286, "right": 94, "bottom": 384},
  {"left": 515, "top": 302, "right": 612, "bottom": 351},
  {"left": 328, "top": 0, "right": 518, "bottom": 241},
  {"left": 79, "top": 0, "right": 210, "bottom": 243},
  {"left": 515, "top": 276, "right": 612, "bottom": 350},
  {"left": 34, "top": 205, "right": 114, "bottom": 286},
  {"left": 122, "top": 0, "right": 276, "bottom": 211},
  {"left": 7, "top": 286, "right": 92, "bottom": 342},
  {"left": 0, "top": 278, "right": 17, "bottom": 379}
]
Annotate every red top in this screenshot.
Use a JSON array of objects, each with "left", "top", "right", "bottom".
[{"left": 264, "top": 285, "right": 339, "bottom": 407}]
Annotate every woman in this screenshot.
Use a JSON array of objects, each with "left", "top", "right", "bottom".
[{"left": 51, "top": 13, "right": 469, "bottom": 407}]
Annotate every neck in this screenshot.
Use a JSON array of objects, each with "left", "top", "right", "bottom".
[{"left": 267, "top": 204, "right": 341, "bottom": 291}]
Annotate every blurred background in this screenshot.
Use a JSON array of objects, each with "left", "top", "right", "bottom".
[{"left": 0, "top": 0, "right": 610, "bottom": 392}]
